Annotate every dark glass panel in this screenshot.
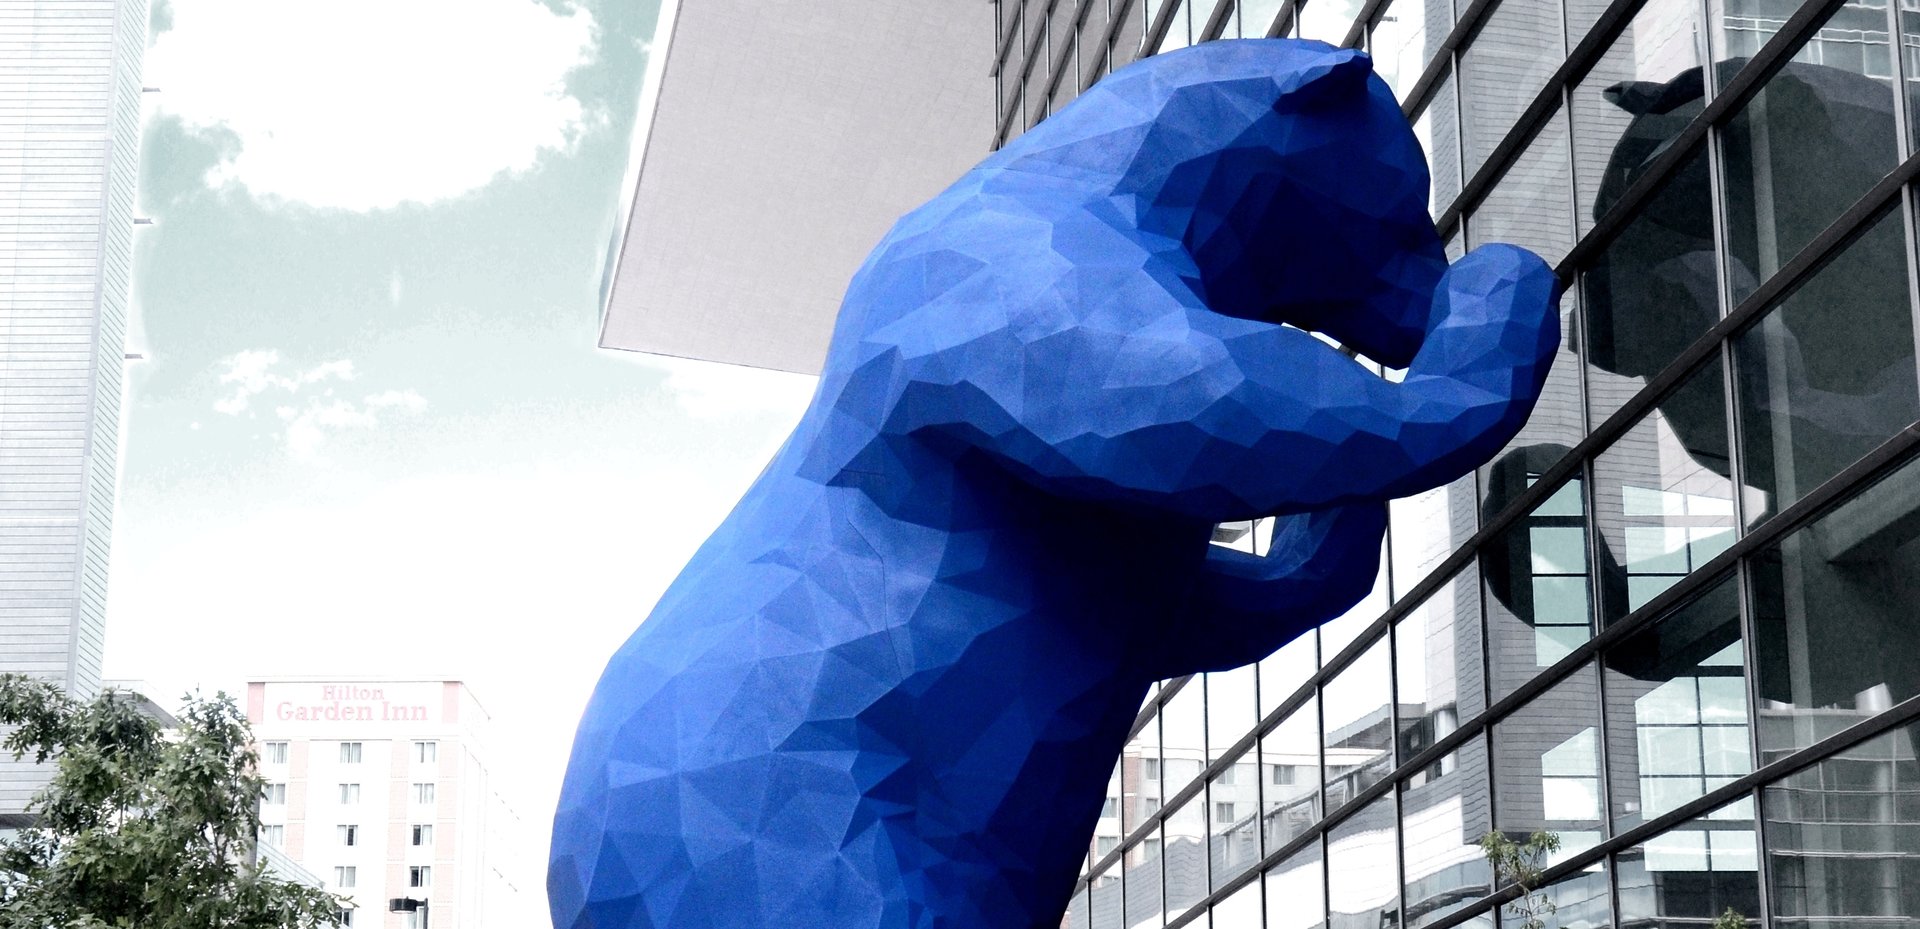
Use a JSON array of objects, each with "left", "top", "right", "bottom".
[
  {"left": 1764, "top": 721, "right": 1920, "bottom": 929},
  {"left": 1604, "top": 575, "right": 1750, "bottom": 831},
  {"left": 1476, "top": 293, "right": 1583, "bottom": 517},
  {"left": 1591, "top": 360, "right": 1736, "bottom": 621},
  {"left": 1751, "top": 452, "right": 1920, "bottom": 757},
  {"left": 1570, "top": 0, "right": 1707, "bottom": 234},
  {"left": 1733, "top": 211, "right": 1917, "bottom": 525}
]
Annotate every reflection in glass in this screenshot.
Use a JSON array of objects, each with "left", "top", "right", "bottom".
[
  {"left": 1483, "top": 474, "right": 1593, "bottom": 699},
  {"left": 1734, "top": 212, "right": 1918, "bottom": 525},
  {"left": 1325, "top": 638, "right": 1395, "bottom": 812},
  {"left": 1476, "top": 293, "right": 1582, "bottom": 514},
  {"left": 1240, "top": 0, "right": 1288, "bottom": 36},
  {"left": 1402, "top": 737, "right": 1493, "bottom": 928},
  {"left": 1127, "top": 704, "right": 1164, "bottom": 834},
  {"left": 1213, "top": 877, "right": 1263, "bottom": 928},
  {"left": 1264, "top": 696, "right": 1323, "bottom": 850},
  {"left": 1262, "top": 632, "right": 1318, "bottom": 720},
  {"left": 1765, "top": 721, "right": 1920, "bottom": 928},
  {"left": 1391, "top": 474, "right": 1477, "bottom": 601},
  {"left": 1617, "top": 803, "right": 1759, "bottom": 929},
  {"left": 1495, "top": 663, "right": 1605, "bottom": 856},
  {"left": 1067, "top": 882, "right": 1093, "bottom": 929},
  {"left": 1592, "top": 360, "right": 1736, "bottom": 620},
  {"left": 1164, "top": 790, "right": 1209, "bottom": 915},
  {"left": 1416, "top": 76, "right": 1464, "bottom": 218},
  {"left": 1581, "top": 147, "right": 1720, "bottom": 435},
  {"left": 1721, "top": 8, "right": 1898, "bottom": 303},
  {"left": 1158, "top": 0, "right": 1191, "bottom": 52},
  {"left": 1126, "top": 823, "right": 1167, "bottom": 928},
  {"left": 1468, "top": 107, "right": 1575, "bottom": 267},
  {"left": 1605, "top": 575, "right": 1750, "bottom": 831},
  {"left": 1329, "top": 794, "right": 1400, "bottom": 929},
  {"left": 1529, "top": 861, "right": 1611, "bottom": 929},
  {"left": 1209, "top": 667, "right": 1258, "bottom": 761},
  {"left": 1370, "top": 0, "right": 1453, "bottom": 103},
  {"left": 1322, "top": 537, "right": 1390, "bottom": 659},
  {"left": 1091, "top": 759, "right": 1128, "bottom": 871},
  {"left": 1162, "top": 678, "right": 1207, "bottom": 802},
  {"left": 1458, "top": 0, "right": 1564, "bottom": 176},
  {"left": 1396, "top": 565, "right": 1484, "bottom": 764},
  {"left": 1094, "top": 861, "right": 1125, "bottom": 929},
  {"left": 1210, "top": 750, "right": 1262, "bottom": 891},
  {"left": 1114, "top": 0, "right": 1146, "bottom": 61},
  {"left": 1266, "top": 839, "right": 1328, "bottom": 929},
  {"left": 1299, "top": 0, "right": 1367, "bottom": 44},
  {"left": 1751, "top": 453, "right": 1920, "bottom": 757},
  {"left": 1571, "top": 0, "right": 1706, "bottom": 234},
  {"left": 1079, "top": 0, "right": 1111, "bottom": 90}
]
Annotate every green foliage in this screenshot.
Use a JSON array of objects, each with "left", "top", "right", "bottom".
[
  {"left": 1712, "top": 907, "right": 1749, "bottom": 929},
  {"left": 0, "top": 674, "right": 347, "bottom": 928},
  {"left": 1478, "top": 829, "right": 1563, "bottom": 929}
]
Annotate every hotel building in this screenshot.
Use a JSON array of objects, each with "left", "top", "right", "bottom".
[
  {"left": 248, "top": 679, "right": 524, "bottom": 928},
  {"left": 603, "top": 0, "right": 1920, "bottom": 927}
]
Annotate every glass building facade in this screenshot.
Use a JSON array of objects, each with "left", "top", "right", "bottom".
[
  {"left": 995, "top": 0, "right": 1920, "bottom": 926},
  {"left": 0, "top": 0, "right": 148, "bottom": 817}
]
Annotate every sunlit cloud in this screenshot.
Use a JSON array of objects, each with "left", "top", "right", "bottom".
[
  {"left": 145, "top": 0, "right": 596, "bottom": 211},
  {"left": 210, "top": 350, "right": 427, "bottom": 458},
  {"left": 212, "top": 349, "right": 355, "bottom": 415}
]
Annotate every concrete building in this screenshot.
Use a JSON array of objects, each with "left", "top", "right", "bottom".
[
  {"left": 248, "top": 679, "right": 524, "bottom": 929},
  {"left": 602, "top": 0, "right": 1920, "bottom": 926},
  {"left": 0, "top": 0, "right": 149, "bottom": 822}
]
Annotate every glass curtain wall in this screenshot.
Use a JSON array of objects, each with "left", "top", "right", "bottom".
[{"left": 1006, "top": 0, "right": 1920, "bottom": 927}]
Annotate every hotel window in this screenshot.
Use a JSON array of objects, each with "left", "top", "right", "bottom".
[
  {"left": 409, "top": 865, "right": 432, "bottom": 888},
  {"left": 1143, "top": 759, "right": 1160, "bottom": 780},
  {"left": 338, "top": 824, "right": 357, "bottom": 846},
  {"left": 1272, "top": 764, "right": 1296, "bottom": 786},
  {"left": 413, "top": 783, "right": 436, "bottom": 805},
  {"left": 338, "top": 741, "right": 362, "bottom": 764},
  {"left": 1215, "top": 801, "right": 1237, "bottom": 822},
  {"left": 262, "top": 741, "right": 289, "bottom": 764},
  {"left": 339, "top": 783, "right": 360, "bottom": 804},
  {"left": 334, "top": 866, "right": 356, "bottom": 889},
  {"left": 414, "top": 741, "right": 437, "bottom": 764},
  {"left": 412, "top": 823, "right": 434, "bottom": 846},
  {"left": 259, "top": 824, "right": 284, "bottom": 846},
  {"left": 262, "top": 783, "right": 286, "bottom": 805},
  {"left": 335, "top": 910, "right": 354, "bottom": 928}
]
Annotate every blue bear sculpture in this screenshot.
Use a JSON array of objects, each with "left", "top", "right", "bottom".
[{"left": 551, "top": 39, "right": 1560, "bottom": 929}]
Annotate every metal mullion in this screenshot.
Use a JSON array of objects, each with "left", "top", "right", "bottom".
[
  {"left": 1735, "top": 555, "right": 1773, "bottom": 929},
  {"left": 1563, "top": 0, "right": 1856, "bottom": 273},
  {"left": 1906, "top": 183, "right": 1920, "bottom": 415},
  {"left": 1432, "top": 0, "right": 1653, "bottom": 241},
  {"left": 1396, "top": 0, "right": 1499, "bottom": 120},
  {"left": 1338, "top": 0, "right": 1396, "bottom": 48},
  {"left": 1143, "top": 0, "right": 1186, "bottom": 55},
  {"left": 1037, "top": 3, "right": 1086, "bottom": 111},
  {"left": 1889, "top": 0, "right": 1915, "bottom": 165},
  {"left": 1199, "top": 0, "right": 1238, "bottom": 40},
  {"left": 1412, "top": 691, "right": 1920, "bottom": 929}
]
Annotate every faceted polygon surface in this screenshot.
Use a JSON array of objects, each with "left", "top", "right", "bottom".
[{"left": 551, "top": 39, "right": 1560, "bottom": 929}]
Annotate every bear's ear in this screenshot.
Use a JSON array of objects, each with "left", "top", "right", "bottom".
[
  {"left": 1603, "top": 70, "right": 1706, "bottom": 114},
  {"left": 1276, "top": 49, "right": 1373, "bottom": 112}
]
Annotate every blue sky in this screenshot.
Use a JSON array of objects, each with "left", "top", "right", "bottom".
[{"left": 104, "top": 0, "right": 816, "bottom": 898}]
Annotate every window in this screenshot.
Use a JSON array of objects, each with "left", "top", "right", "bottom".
[
  {"left": 1272, "top": 764, "right": 1296, "bottom": 786},
  {"left": 1216, "top": 764, "right": 1236, "bottom": 786},
  {"left": 411, "top": 823, "right": 434, "bottom": 846},
  {"left": 335, "top": 909, "right": 355, "bottom": 928},
  {"left": 1096, "top": 835, "right": 1119, "bottom": 856},
  {"left": 338, "top": 742, "right": 362, "bottom": 764},
  {"left": 1099, "top": 796, "right": 1117, "bottom": 818},
  {"left": 259, "top": 824, "right": 285, "bottom": 846},
  {"left": 1215, "top": 801, "right": 1237, "bottom": 823},
  {"left": 409, "top": 865, "right": 432, "bottom": 888},
  {"left": 414, "top": 741, "right": 437, "bottom": 764},
  {"left": 338, "top": 824, "right": 357, "bottom": 846},
  {"left": 262, "top": 741, "right": 289, "bottom": 764},
  {"left": 338, "top": 783, "right": 360, "bottom": 804},
  {"left": 262, "top": 783, "right": 286, "bottom": 805},
  {"left": 1142, "top": 759, "right": 1160, "bottom": 780},
  {"left": 333, "top": 866, "right": 356, "bottom": 889},
  {"left": 412, "top": 783, "right": 436, "bottom": 805}
]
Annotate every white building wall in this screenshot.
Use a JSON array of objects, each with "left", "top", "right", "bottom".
[{"left": 0, "top": 0, "right": 148, "bottom": 819}]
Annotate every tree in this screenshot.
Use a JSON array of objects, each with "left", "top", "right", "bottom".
[
  {"left": 0, "top": 674, "right": 346, "bottom": 928},
  {"left": 1479, "top": 829, "right": 1563, "bottom": 929}
]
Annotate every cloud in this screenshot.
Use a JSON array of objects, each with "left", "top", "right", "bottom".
[
  {"left": 625, "top": 354, "right": 818, "bottom": 420},
  {"left": 213, "top": 349, "right": 355, "bottom": 414},
  {"left": 210, "top": 350, "right": 426, "bottom": 458},
  {"left": 145, "top": 0, "right": 596, "bottom": 211}
]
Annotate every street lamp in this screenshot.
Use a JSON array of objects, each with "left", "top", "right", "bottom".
[{"left": 388, "top": 897, "right": 429, "bottom": 928}]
